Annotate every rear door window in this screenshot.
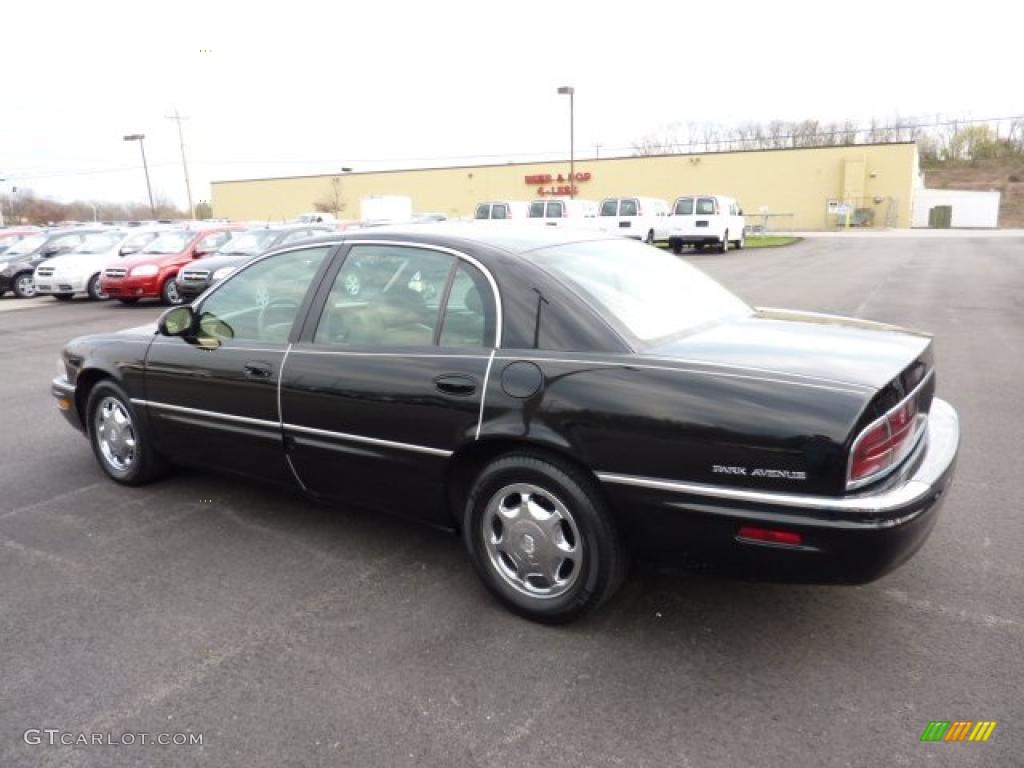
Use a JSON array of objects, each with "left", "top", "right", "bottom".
[
  {"left": 600, "top": 199, "right": 619, "bottom": 217},
  {"left": 674, "top": 198, "right": 694, "bottom": 215},
  {"left": 491, "top": 204, "right": 508, "bottom": 220},
  {"left": 474, "top": 204, "right": 491, "bottom": 220},
  {"left": 546, "top": 201, "right": 564, "bottom": 218},
  {"left": 620, "top": 199, "right": 639, "bottom": 217},
  {"left": 696, "top": 198, "right": 717, "bottom": 215},
  {"left": 528, "top": 201, "right": 546, "bottom": 218}
]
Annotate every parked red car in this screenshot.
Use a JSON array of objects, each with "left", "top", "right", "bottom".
[{"left": 100, "top": 225, "right": 241, "bottom": 305}]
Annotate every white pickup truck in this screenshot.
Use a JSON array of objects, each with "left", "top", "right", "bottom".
[{"left": 667, "top": 195, "right": 745, "bottom": 253}]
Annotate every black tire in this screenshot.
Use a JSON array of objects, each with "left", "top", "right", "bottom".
[
  {"left": 87, "top": 273, "right": 108, "bottom": 300},
  {"left": 54, "top": 293, "right": 74, "bottom": 301},
  {"left": 462, "top": 452, "right": 627, "bottom": 624},
  {"left": 160, "top": 278, "right": 183, "bottom": 306},
  {"left": 719, "top": 232, "right": 729, "bottom": 253},
  {"left": 13, "top": 272, "right": 36, "bottom": 298},
  {"left": 86, "top": 380, "right": 167, "bottom": 485},
  {"left": 735, "top": 231, "right": 745, "bottom": 250},
  {"left": 117, "top": 297, "right": 140, "bottom": 305},
  {"left": 670, "top": 240, "right": 683, "bottom": 255},
  {"left": 645, "top": 229, "right": 654, "bottom": 244}
]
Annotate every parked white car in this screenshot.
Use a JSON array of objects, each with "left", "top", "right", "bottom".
[
  {"left": 527, "top": 198, "right": 598, "bottom": 227},
  {"left": 33, "top": 228, "right": 167, "bottom": 300},
  {"left": 473, "top": 201, "right": 531, "bottom": 221},
  {"left": 667, "top": 195, "right": 745, "bottom": 253},
  {"left": 597, "top": 197, "right": 671, "bottom": 243}
]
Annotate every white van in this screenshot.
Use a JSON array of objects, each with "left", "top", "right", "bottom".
[
  {"left": 667, "top": 195, "right": 745, "bottom": 253},
  {"left": 598, "top": 197, "right": 671, "bottom": 243},
  {"left": 527, "top": 198, "right": 598, "bottom": 227},
  {"left": 474, "top": 201, "right": 530, "bottom": 221}
]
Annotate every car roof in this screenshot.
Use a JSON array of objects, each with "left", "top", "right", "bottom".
[{"left": 291, "top": 222, "right": 625, "bottom": 256}]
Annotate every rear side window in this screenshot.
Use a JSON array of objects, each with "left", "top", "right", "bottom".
[
  {"left": 491, "top": 204, "right": 507, "bottom": 220},
  {"left": 474, "top": 204, "right": 490, "bottom": 220},
  {"left": 546, "top": 201, "right": 564, "bottom": 218},
  {"left": 696, "top": 198, "right": 717, "bottom": 215},
  {"left": 620, "top": 199, "right": 638, "bottom": 216},
  {"left": 529, "top": 201, "right": 546, "bottom": 218},
  {"left": 600, "top": 199, "right": 618, "bottom": 217},
  {"left": 439, "top": 263, "right": 496, "bottom": 348},
  {"left": 674, "top": 198, "right": 694, "bottom": 215}
]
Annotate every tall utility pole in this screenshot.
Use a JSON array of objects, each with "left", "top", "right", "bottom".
[
  {"left": 166, "top": 108, "right": 194, "bottom": 219},
  {"left": 557, "top": 86, "right": 575, "bottom": 199},
  {"left": 122, "top": 134, "right": 156, "bottom": 217}
]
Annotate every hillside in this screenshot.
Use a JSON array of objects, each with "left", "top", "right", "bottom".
[{"left": 921, "top": 158, "right": 1024, "bottom": 228}]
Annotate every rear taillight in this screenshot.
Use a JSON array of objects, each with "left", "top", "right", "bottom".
[{"left": 848, "top": 375, "right": 931, "bottom": 489}]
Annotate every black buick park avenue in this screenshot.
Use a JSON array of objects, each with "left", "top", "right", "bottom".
[{"left": 52, "top": 225, "right": 959, "bottom": 622}]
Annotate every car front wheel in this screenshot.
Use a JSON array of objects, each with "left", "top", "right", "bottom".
[
  {"left": 87, "top": 273, "right": 108, "bottom": 300},
  {"left": 86, "top": 380, "right": 167, "bottom": 485},
  {"left": 13, "top": 273, "right": 36, "bottom": 298},
  {"left": 160, "top": 278, "right": 183, "bottom": 306},
  {"left": 463, "top": 453, "right": 627, "bottom": 623}
]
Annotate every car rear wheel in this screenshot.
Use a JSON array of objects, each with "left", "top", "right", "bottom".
[
  {"left": 735, "top": 231, "right": 745, "bottom": 250},
  {"left": 87, "top": 381, "right": 167, "bottom": 485},
  {"left": 117, "top": 298, "right": 139, "bottom": 305},
  {"left": 670, "top": 240, "right": 683, "bottom": 255},
  {"left": 160, "top": 278, "right": 183, "bottom": 306},
  {"left": 463, "top": 453, "right": 627, "bottom": 623},
  {"left": 645, "top": 229, "right": 654, "bottom": 244},
  {"left": 719, "top": 232, "right": 729, "bottom": 253},
  {"left": 87, "top": 273, "right": 108, "bottom": 300},
  {"left": 13, "top": 273, "right": 36, "bottom": 298}
]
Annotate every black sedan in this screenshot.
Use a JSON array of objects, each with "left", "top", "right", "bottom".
[
  {"left": 175, "top": 224, "right": 334, "bottom": 299},
  {"left": 51, "top": 225, "right": 959, "bottom": 622}
]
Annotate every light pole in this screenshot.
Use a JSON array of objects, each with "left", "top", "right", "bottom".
[
  {"left": 557, "top": 86, "right": 575, "bottom": 199},
  {"left": 0, "top": 177, "right": 5, "bottom": 227},
  {"left": 166, "top": 109, "right": 194, "bottom": 219},
  {"left": 123, "top": 134, "right": 156, "bottom": 218}
]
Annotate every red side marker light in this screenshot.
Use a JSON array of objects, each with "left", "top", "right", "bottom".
[{"left": 737, "top": 526, "right": 804, "bottom": 547}]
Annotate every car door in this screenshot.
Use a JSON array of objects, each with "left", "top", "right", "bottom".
[
  {"left": 280, "top": 241, "right": 498, "bottom": 523},
  {"left": 142, "top": 244, "right": 334, "bottom": 483}
]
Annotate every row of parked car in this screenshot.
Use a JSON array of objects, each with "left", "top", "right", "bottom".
[
  {"left": 0, "top": 192, "right": 746, "bottom": 306},
  {"left": 475, "top": 194, "right": 747, "bottom": 254}
]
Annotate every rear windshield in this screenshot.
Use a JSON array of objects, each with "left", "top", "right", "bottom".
[
  {"left": 474, "top": 204, "right": 490, "bottom": 220},
  {"left": 673, "top": 198, "right": 694, "bottom": 215},
  {"left": 528, "top": 201, "right": 546, "bottom": 218},
  {"left": 599, "top": 200, "right": 618, "bottom": 217},
  {"left": 546, "top": 201, "right": 564, "bottom": 218},
  {"left": 620, "top": 199, "right": 638, "bottom": 216},
  {"left": 696, "top": 198, "right": 717, "bottom": 215},
  {"left": 491, "top": 204, "right": 507, "bottom": 220},
  {"left": 522, "top": 238, "right": 751, "bottom": 344}
]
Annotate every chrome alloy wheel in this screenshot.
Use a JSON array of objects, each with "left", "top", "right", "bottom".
[
  {"left": 94, "top": 396, "right": 136, "bottom": 472},
  {"left": 15, "top": 274, "right": 36, "bottom": 297},
  {"left": 482, "top": 483, "right": 582, "bottom": 599}
]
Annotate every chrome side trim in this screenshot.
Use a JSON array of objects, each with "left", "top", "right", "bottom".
[
  {"left": 596, "top": 471, "right": 931, "bottom": 515},
  {"left": 476, "top": 349, "right": 496, "bottom": 440},
  {"left": 130, "top": 399, "right": 280, "bottom": 429},
  {"left": 278, "top": 342, "right": 309, "bottom": 491},
  {"left": 282, "top": 422, "right": 452, "bottom": 458},
  {"left": 290, "top": 349, "right": 489, "bottom": 360},
  {"left": 341, "top": 239, "right": 503, "bottom": 349},
  {"left": 637, "top": 355, "right": 874, "bottom": 391},
  {"left": 845, "top": 369, "right": 934, "bottom": 491},
  {"left": 493, "top": 355, "right": 867, "bottom": 395}
]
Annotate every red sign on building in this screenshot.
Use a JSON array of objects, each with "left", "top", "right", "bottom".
[{"left": 526, "top": 171, "right": 592, "bottom": 196}]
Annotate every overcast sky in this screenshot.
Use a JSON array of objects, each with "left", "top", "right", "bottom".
[{"left": 2, "top": 0, "right": 1018, "bottom": 207}]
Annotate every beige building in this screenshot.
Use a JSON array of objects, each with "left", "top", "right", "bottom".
[{"left": 211, "top": 142, "right": 920, "bottom": 230}]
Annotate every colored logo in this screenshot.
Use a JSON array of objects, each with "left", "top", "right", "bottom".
[{"left": 920, "top": 721, "right": 997, "bottom": 742}]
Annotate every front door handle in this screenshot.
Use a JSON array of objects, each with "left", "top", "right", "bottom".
[
  {"left": 434, "top": 374, "right": 477, "bottom": 396},
  {"left": 243, "top": 361, "right": 273, "bottom": 379}
]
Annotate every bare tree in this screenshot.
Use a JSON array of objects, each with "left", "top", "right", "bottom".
[{"left": 313, "top": 176, "right": 347, "bottom": 217}]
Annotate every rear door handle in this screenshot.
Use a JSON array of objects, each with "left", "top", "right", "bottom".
[
  {"left": 434, "top": 374, "right": 477, "bottom": 396},
  {"left": 244, "top": 361, "right": 273, "bottom": 379}
]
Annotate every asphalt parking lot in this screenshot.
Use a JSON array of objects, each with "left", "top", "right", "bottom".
[{"left": 1, "top": 235, "right": 1021, "bottom": 767}]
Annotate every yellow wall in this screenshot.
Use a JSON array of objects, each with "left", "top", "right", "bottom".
[{"left": 211, "top": 143, "right": 919, "bottom": 230}]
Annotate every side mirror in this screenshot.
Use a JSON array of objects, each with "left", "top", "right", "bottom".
[
  {"left": 158, "top": 305, "right": 195, "bottom": 337},
  {"left": 119, "top": 245, "right": 140, "bottom": 257},
  {"left": 192, "top": 248, "right": 208, "bottom": 259},
  {"left": 42, "top": 246, "right": 60, "bottom": 258}
]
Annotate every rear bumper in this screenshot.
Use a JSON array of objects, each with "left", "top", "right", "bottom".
[
  {"left": 600, "top": 398, "right": 960, "bottom": 583},
  {"left": 100, "top": 275, "right": 160, "bottom": 298},
  {"left": 669, "top": 235, "right": 724, "bottom": 246}
]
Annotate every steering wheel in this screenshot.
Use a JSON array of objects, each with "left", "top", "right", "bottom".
[{"left": 257, "top": 298, "right": 300, "bottom": 342}]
